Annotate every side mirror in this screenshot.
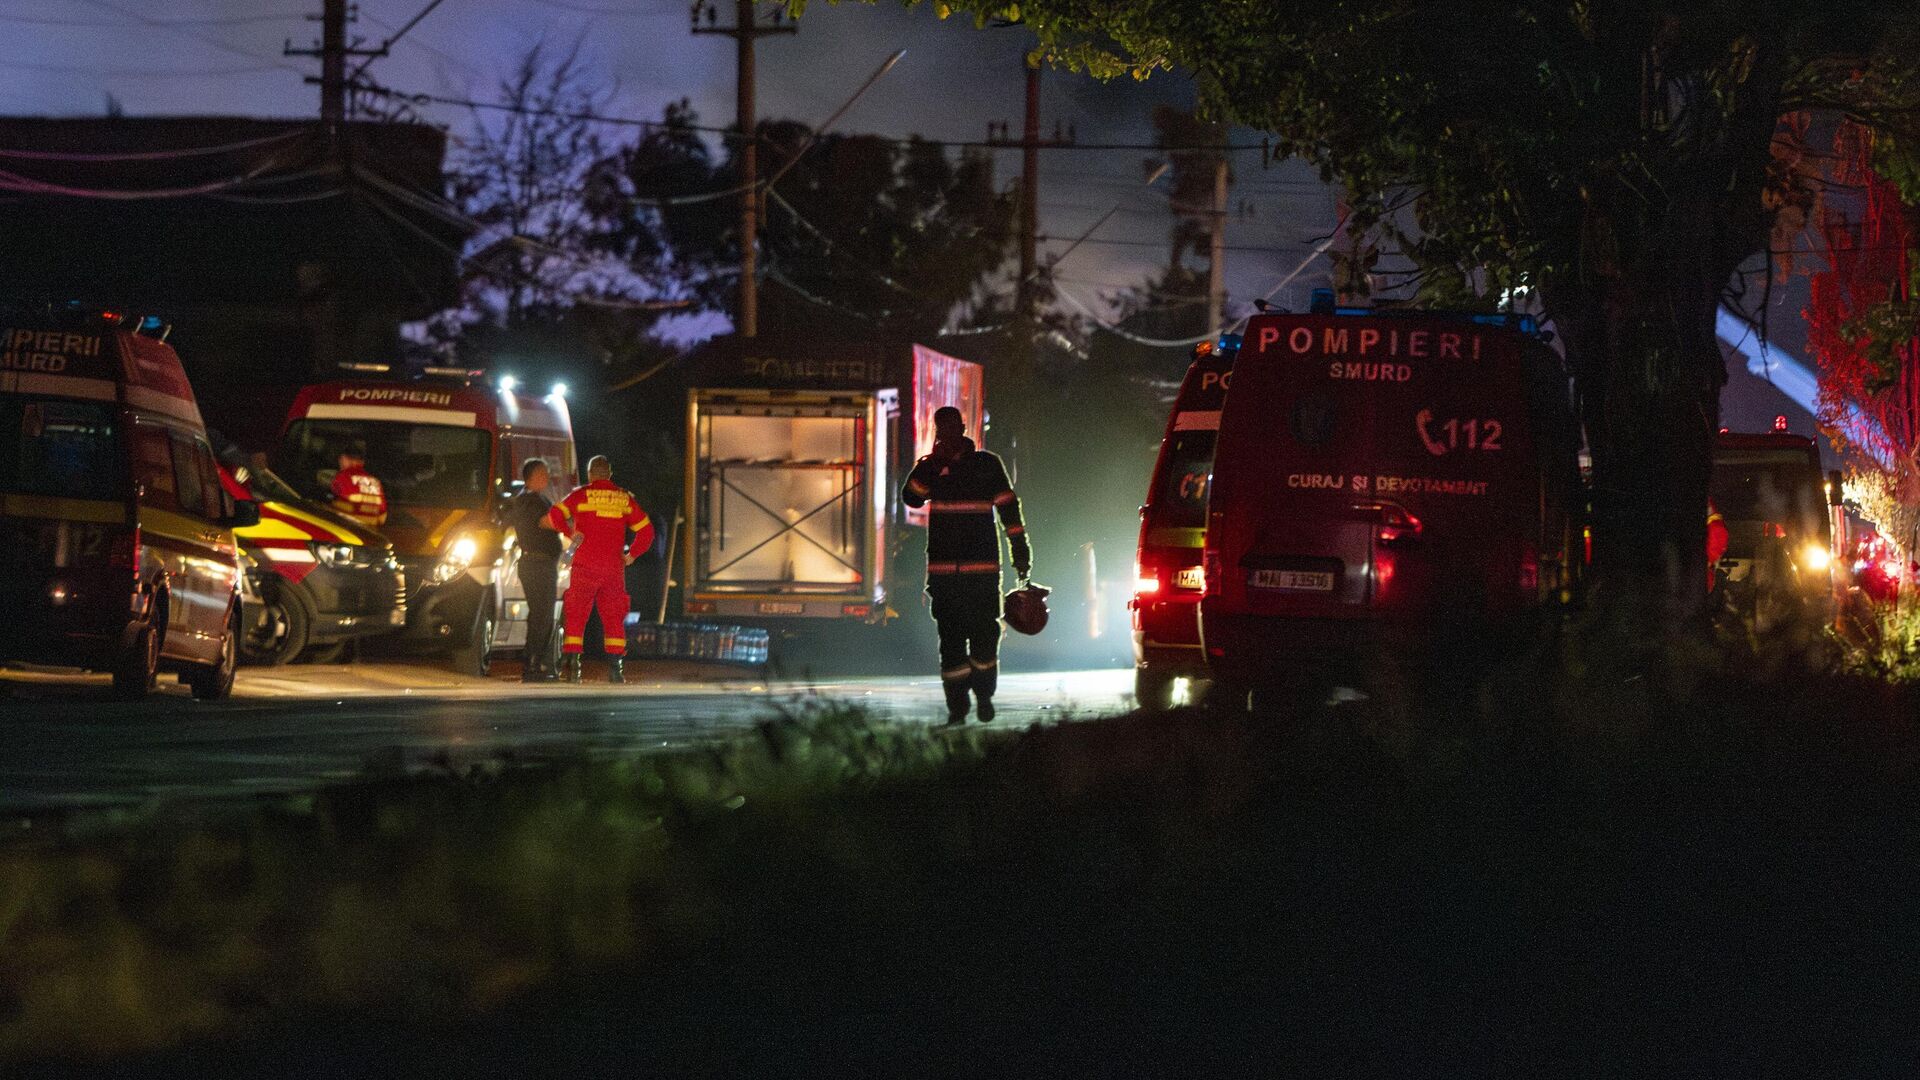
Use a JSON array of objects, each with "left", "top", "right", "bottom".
[
  {"left": 1828, "top": 469, "right": 1845, "bottom": 507},
  {"left": 226, "top": 500, "right": 262, "bottom": 529}
]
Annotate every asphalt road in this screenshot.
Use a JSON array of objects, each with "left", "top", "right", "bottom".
[{"left": 0, "top": 662, "right": 1133, "bottom": 815}]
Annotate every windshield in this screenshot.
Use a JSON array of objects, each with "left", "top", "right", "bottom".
[
  {"left": 278, "top": 419, "right": 494, "bottom": 509},
  {"left": 235, "top": 465, "right": 307, "bottom": 506},
  {"left": 1, "top": 395, "right": 123, "bottom": 500},
  {"left": 1150, "top": 430, "right": 1216, "bottom": 530},
  {"left": 1711, "top": 456, "right": 1826, "bottom": 552}
]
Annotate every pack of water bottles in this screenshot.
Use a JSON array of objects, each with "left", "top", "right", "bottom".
[{"left": 622, "top": 617, "right": 771, "bottom": 665}]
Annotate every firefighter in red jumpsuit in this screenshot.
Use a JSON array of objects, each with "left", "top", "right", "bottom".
[
  {"left": 330, "top": 442, "right": 387, "bottom": 528},
  {"left": 548, "top": 455, "right": 654, "bottom": 683}
]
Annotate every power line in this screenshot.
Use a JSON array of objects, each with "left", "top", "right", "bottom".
[
  {"left": 348, "top": 0, "right": 451, "bottom": 86},
  {"left": 0, "top": 58, "right": 283, "bottom": 78},
  {"left": 0, "top": 130, "right": 309, "bottom": 163},
  {"left": 77, "top": 0, "right": 307, "bottom": 76},
  {"left": 0, "top": 10, "right": 303, "bottom": 27},
  {"left": 1038, "top": 233, "right": 1313, "bottom": 254}
]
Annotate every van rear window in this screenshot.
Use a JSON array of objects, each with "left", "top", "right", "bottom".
[
  {"left": 1151, "top": 431, "right": 1216, "bottom": 529},
  {"left": 1, "top": 395, "right": 122, "bottom": 500}
]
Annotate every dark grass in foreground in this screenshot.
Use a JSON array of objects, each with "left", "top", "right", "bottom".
[{"left": 6, "top": 645, "right": 1920, "bottom": 1076}]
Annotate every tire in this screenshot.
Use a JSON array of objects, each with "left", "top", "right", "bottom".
[
  {"left": 242, "top": 578, "right": 310, "bottom": 666},
  {"left": 112, "top": 624, "right": 159, "bottom": 701},
  {"left": 301, "top": 640, "right": 348, "bottom": 665},
  {"left": 1134, "top": 666, "right": 1177, "bottom": 712},
  {"left": 452, "top": 589, "right": 497, "bottom": 677},
  {"left": 186, "top": 610, "right": 240, "bottom": 701}
]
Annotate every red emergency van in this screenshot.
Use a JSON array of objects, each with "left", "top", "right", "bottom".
[
  {"left": 1131, "top": 334, "right": 1237, "bottom": 710},
  {"left": 1201, "top": 308, "right": 1582, "bottom": 698},
  {"left": 274, "top": 372, "right": 576, "bottom": 674},
  {"left": 2, "top": 307, "right": 255, "bottom": 699}
]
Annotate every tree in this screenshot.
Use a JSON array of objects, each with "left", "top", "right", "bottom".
[
  {"left": 1807, "top": 119, "right": 1920, "bottom": 559},
  {"left": 889, "top": 0, "right": 1920, "bottom": 616},
  {"left": 598, "top": 110, "right": 1017, "bottom": 340}
]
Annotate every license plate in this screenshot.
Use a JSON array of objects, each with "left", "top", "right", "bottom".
[
  {"left": 1173, "top": 566, "right": 1205, "bottom": 591},
  {"left": 1250, "top": 569, "right": 1335, "bottom": 591},
  {"left": 757, "top": 601, "right": 805, "bottom": 615}
]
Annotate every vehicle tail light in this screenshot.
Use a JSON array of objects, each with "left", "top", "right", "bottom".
[
  {"left": 686, "top": 600, "right": 716, "bottom": 615},
  {"left": 1356, "top": 500, "right": 1422, "bottom": 545},
  {"left": 841, "top": 603, "right": 872, "bottom": 618},
  {"left": 1764, "top": 522, "right": 1786, "bottom": 539},
  {"left": 1134, "top": 564, "right": 1160, "bottom": 597},
  {"left": 1520, "top": 544, "right": 1540, "bottom": 592},
  {"left": 1583, "top": 525, "right": 1593, "bottom": 565},
  {"left": 109, "top": 526, "right": 141, "bottom": 570}
]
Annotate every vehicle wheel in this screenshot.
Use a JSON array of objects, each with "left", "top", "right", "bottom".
[
  {"left": 242, "top": 578, "right": 310, "bottom": 666},
  {"left": 1134, "top": 667, "right": 1177, "bottom": 712},
  {"left": 112, "top": 624, "right": 159, "bottom": 700},
  {"left": 301, "top": 640, "right": 348, "bottom": 665},
  {"left": 186, "top": 611, "right": 240, "bottom": 701},
  {"left": 452, "top": 590, "right": 497, "bottom": 677}
]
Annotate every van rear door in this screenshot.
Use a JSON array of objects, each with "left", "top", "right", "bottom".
[{"left": 1208, "top": 315, "right": 1541, "bottom": 627}]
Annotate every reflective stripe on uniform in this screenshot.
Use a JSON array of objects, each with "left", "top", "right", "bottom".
[
  {"left": 929, "top": 560, "right": 1001, "bottom": 574},
  {"left": 564, "top": 635, "right": 584, "bottom": 645},
  {"left": 969, "top": 658, "right": 997, "bottom": 670},
  {"left": 992, "top": 491, "right": 1017, "bottom": 506},
  {"left": 907, "top": 478, "right": 931, "bottom": 495},
  {"left": 930, "top": 500, "right": 995, "bottom": 513},
  {"left": 941, "top": 665, "right": 973, "bottom": 681},
  {"left": 1004, "top": 524, "right": 1025, "bottom": 535}
]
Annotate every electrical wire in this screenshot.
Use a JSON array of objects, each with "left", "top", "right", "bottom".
[
  {"left": 0, "top": 10, "right": 302, "bottom": 27},
  {"left": 0, "top": 129, "right": 309, "bottom": 163},
  {"left": 0, "top": 58, "right": 284, "bottom": 78},
  {"left": 76, "top": 0, "right": 307, "bottom": 76},
  {"left": 0, "top": 155, "right": 288, "bottom": 200},
  {"left": 348, "top": 0, "right": 453, "bottom": 85}
]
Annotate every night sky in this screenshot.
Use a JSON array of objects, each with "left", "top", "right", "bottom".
[{"left": 0, "top": 0, "right": 1808, "bottom": 428}]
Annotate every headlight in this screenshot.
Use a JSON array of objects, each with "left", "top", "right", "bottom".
[
  {"left": 1801, "top": 543, "right": 1831, "bottom": 573},
  {"left": 311, "top": 542, "right": 357, "bottom": 567},
  {"left": 431, "top": 534, "right": 480, "bottom": 583}
]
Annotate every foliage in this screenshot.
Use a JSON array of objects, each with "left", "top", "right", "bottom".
[
  {"left": 596, "top": 110, "right": 1017, "bottom": 340},
  {"left": 1838, "top": 590, "right": 1920, "bottom": 680},
  {"left": 1807, "top": 120, "right": 1920, "bottom": 553},
  {"left": 887, "top": 0, "right": 1920, "bottom": 604},
  {"left": 9, "top": 658, "right": 1920, "bottom": 1071}
]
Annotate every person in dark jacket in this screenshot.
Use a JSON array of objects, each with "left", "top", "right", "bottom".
[
  {"left": 902, "top": 406, "right": 1032, "bottom": 724},
  {"left": 503, "top": 457, "right": 564, "bottom": 682}
]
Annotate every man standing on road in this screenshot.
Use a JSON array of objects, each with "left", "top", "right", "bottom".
[
  {"left": 548, "top": 455, "right": 654, "bottom": 684},
  {"left": 902, "top": 406, "right": 1032, "bottom": 725},
  {"left": 504, "top": 458, "right": 563, "bottom": 683},
  {"left": 330, "top": 442, "right": 387, "bottom": 529}
]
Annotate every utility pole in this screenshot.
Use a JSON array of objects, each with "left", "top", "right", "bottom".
[
  {"left": 693, "top": 1, "right": 796, "bottom": 339},
  {"left": 988, "top": 65, "right": 1074, "bottom": 322},
  {"left": 1206, "top": 156, "right": 1228, "bottom": 334},
  {"left": 286, "top": 0, "right": 385, "bottom": 123}
]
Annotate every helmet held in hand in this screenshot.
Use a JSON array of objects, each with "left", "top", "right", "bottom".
[{"left": 1003, "top": 581, "right": 1050, "bottom": 636}]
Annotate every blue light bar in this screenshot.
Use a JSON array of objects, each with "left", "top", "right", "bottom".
[{"left": 1216, "top": 333, "right": 1242, "bottom": 354}]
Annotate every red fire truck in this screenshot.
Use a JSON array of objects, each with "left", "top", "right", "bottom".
[
  {"left": 274, "top": 369, "right": 577, "bottom": 674},
  {"left": 679, "top": 334, "right": 984, "bottom": 627}
]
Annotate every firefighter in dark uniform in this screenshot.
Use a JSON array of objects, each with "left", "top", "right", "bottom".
[
  {"left": 902, "top": 406, "right": 1031, "bottom": 725},
  {"left": 503, "top": 457, "right": 563, "bottom": 682}
]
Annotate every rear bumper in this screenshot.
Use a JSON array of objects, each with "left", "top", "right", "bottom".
[
  {"left": 1201, "top": 613, "right": 1411, "bottom": 684},
  {"left": 687, "top": 592, "right": 883, "bottom": 621},
  {"left": 0, "top": 596, "right": 136, "bottom": 671}
]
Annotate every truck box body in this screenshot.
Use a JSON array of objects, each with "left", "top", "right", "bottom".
[{"left": 682, "top": 334, "right": 983, "bottom": 622}]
